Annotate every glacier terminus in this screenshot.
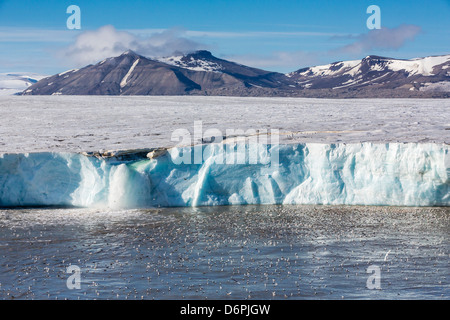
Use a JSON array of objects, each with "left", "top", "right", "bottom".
[{"left": 0, "top": 96, "right": 448, "bottom": 208}]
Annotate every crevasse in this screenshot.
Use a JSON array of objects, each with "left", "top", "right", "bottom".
[{"left": 0, "top": 143, "right": 448, "bottom": 208}]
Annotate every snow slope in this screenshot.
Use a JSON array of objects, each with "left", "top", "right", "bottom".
[
  {"left": 159, "top": 54, "right": 223, "bottom": 72},
  {"left": 388, "top": 55, "right": 450, "bottom": 76}
]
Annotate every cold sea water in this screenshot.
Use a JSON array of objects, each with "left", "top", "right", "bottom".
[{"left": 0, "top": 204, "right": 448, "bottom": 300}]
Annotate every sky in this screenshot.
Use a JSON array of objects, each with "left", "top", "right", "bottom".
[{"left": 0, "top": 0, "right": 449, "bottom": 75}]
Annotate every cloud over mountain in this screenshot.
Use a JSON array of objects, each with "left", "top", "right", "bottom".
[
  {"left": 61, "top": 25, "right": 204, "bottom": 66},
  {"left": 334, "top": 25, "right": 422, "bottom": 55}
]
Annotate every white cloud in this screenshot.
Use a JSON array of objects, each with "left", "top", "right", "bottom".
[
  {"left": 61, "top": 25, "right": 204, "bottom": 66},
  {"left": 334, "top": 25, "right": 422, "bottom": 55}
]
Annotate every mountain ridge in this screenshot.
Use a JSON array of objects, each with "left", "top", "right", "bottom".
[{"left": 21, "top": 50, "right": 450, "bottom": 98}]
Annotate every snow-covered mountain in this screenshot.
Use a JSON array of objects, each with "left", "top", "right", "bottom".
[
  {"left": 287, "top": 55, "right": 450, "bottom": 92},
  {"left": 21, "top": 51, "right": 450, "bottom": 97},
  {"left": 0, "top": 73, "right": 47, "bottom": 95}
]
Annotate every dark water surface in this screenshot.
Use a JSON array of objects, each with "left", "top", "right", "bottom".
[{"left": 0, "top": 205, "right": 448, "bottom": 300}]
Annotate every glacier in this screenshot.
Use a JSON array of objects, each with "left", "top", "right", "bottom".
[{"left": 0, "top": 142, "right": 448, "bottom": 208}]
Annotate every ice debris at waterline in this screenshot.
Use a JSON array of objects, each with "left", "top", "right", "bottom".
[{"left": 0, "top": 143, "right": 448, "bottom": 208}]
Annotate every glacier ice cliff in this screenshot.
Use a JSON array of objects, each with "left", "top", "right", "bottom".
[{"left": 0, "top": 143, "right": 448, "bottom": 208}]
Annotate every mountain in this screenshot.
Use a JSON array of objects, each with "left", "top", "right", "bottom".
[
  {"left": 287, "top": 55, "right": 450, "bottom": 93},
  {"left": 22, "top": 51, "right": 450, "bottom": 97},
  {"left": 0, "top": 72, "right": 47, "bottom": 95},
  {"left": 22, "top": 50, "right": 287, "bottom": 96}
]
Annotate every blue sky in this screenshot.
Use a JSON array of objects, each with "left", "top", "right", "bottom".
[{"left": 0, "top": 0, "right": 449, "bottom": 74}]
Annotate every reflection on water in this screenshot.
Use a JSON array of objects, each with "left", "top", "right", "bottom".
[{"left": 0, "top": 205, "right": 448, "bottom": 300}]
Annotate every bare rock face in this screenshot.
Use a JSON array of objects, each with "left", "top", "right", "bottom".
[{"left": 22, "top": 51, "right": 450, "bottom": 98}]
